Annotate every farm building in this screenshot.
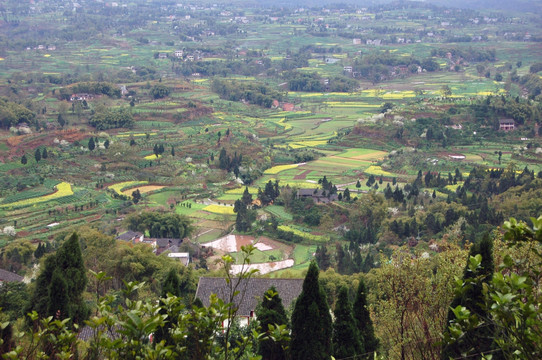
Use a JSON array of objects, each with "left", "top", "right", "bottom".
[
  {"left": 140, "top": 238, "right": 183, "bottom": 255},
  {"left": 282, "top": 103, "right": 295, "bottom": 111},
  {"left": 499, "top": 119, "right": 515, "bottom": 131},
  {"left": 70, "top": 93, "right": 94, "bottom": 102},
  {"left": 195, "top": 277, "right": 303, "bottom": 327},
  {"left": 297, "top": 189, "right": 338, "bottom": 203},
  {"left": 116, "top": 230, "right": 144, "bottom": 243},
  {"left": 167, "top": 252, "right": 190, "bottom": 266},
  {"left": 0, "top": 268, "right": 24, "bottom": 285}
]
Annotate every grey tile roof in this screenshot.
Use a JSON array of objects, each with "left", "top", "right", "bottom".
[
  {"left": 78, "top": 325, "right": 120, "bottom": 342},
  {"left": 116, "top": 231, "right": 142, "bottom": 241},
  {"left": 195, "top": 277, "right": 304, "bottom": 316},
  {"left": 0, "top": 268, "right": 24, "bottom": 283}
]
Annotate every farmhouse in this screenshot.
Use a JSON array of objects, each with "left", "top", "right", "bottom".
[
  {"left": 282, "top": 103, "right": 295, "bottom": 112},
  {"left": 297, "top": 189, "right": 338, "bottom": 204},
  {"left": 167, "top": 252, "right": 190, "bottom": 266},
  {"left": 116, "top": 230, "right": 144, "bottom": 243},
  {"left": 0, "top": 268, "right": 24, "bottom": 285},
  {"left": 195, "top": 277, "right": 303, "bottom": 326},
  {"left": 70, "top": 93, "right": 94, "bottom": 102},
  {"left": 499, "top": 119, "right": 515, "bottom": 131},
  {"left": 143, "top": 238, "right": 183, "bottom": 255}
]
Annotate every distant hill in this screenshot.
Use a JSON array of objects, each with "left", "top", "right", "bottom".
[{"left": 424, "top": 0, "right": 542, "bottom": 13}]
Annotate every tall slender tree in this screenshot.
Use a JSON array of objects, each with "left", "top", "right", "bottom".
[
  {"left": 256, "top": 287, "right": 289, "bottom": 360},
  {"left": 34, "top": 148, "right": 41, "bottom": 162},
  {"left": 29, "top": 232, "right": 88, "bottom": 326},
  {"left": 88, "top": 137, "right": 95, "bottom": 151},
  {"left": 155, "top": 269, "right": 182, "bottom": 345},
  {"left": 442, "top": 235, "right": 497, "bottom": 359},
  {"left": 333, "top": 286, "right": 363, "bottom": 359},
  {"left": 290, "top": 261, "right": 332, "bottom": 360},
  {"left": 353, "top": 278, "right": 379, "bottom": 357}
]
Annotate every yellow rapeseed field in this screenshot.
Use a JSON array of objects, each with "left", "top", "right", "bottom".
[
  {"left": 0, "top": 182, "right": 73, "bottom": 208},
  {"left": 109, "top": 181, "right": 148, "bottom": 195},
  {"left": 364, "top": 165, "right": 394, "bottom": 177},
  {"left": 203, "top": 204, "right": 235, "bottom": 215},
  {"left": 264, "top": 164, "right": 301, "bottom": 174}
]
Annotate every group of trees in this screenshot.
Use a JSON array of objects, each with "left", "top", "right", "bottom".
[
  {"left": 431, "top": 47, "right": 497, "bottom": 62},
  {"left": 350, "top": 52, "right": 440, "bottom": 83},
  {"left": 290, "top": 261, "right": 378, "bottom": 359},
  {"left": 286, "top": 72, "right": 357, "bottom": 93},
  {"left": 57, "top": 81, "right": 121, "bottom": 101},
  {"left": 211, "top": 78, "right": 283, "bottom": 108},
  {"left": 89, "top": 107, "right": 134, "bottom": 130},
  {"left": 2, "top": 215, "right": 541, "bottom": 359},
  {"left": 124, "top": 211, "right": 192, "bottom": 239},
  {"left": 0, "top": 97, "right": 36, "bottom": 129},
  {"left": 234, "top": 187, "right": 256, "bottom": 232}
]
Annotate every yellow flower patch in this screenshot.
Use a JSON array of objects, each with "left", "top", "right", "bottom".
[
  {"left": 144, "top": 154, "right": 161, "bottom": 160},
  {"left": 264, "top": 164, "right": 301, "bottom": 175},
  {"left": 203, "top": 204, "right": 235, "bottom": 215},
  {"left": 364, "top": 165, "right": 394, "bottom": 177},
  {"left": 108, "top": 181, "right": 148, "bottom": 195},
  {"left": 0, "top": 182, "right": 73, "bottom": 208}
]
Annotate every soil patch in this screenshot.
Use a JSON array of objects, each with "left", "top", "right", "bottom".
[{"left": 294, "top": 170, "right": 312, "bottom": 180}]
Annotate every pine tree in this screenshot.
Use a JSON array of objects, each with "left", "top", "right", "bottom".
[
  {"left": 290, "top": 261, "right": 332, "bottom": 360},
  {"left": 21, "top": 154, "right": 27, "bottom": 165},
  {"left": 161, "top": 268, "right": 182, "bottom": 297},
  {"left": 28, "top": 232, "right": 89, "bottom": 325},
  {"left": 353, "top": 278, "right": 379, "bottom": 356},
  {"left": 442, "top": 235, "right": 497, "bottom": 359},
  {"left": 42, "top": 148, "right": 48, "bottom": 159},
  {"left": 104, "top": 139, "right": 110, "bottom": 149},
  {"left": 47, "top": 269, "right": 69, "bottom": 319},
  {"left": 344, "top": 188, "right": 351, "bottom": 201},
  {"left": 57, "top": 113, "right": 65, "bottom": 127},
  {"left": 241, "top": 187, "right": 253, "bottom": 207},
  {"left": 315, "top": 246, "right": 330, "bottom": 271},
  {"left": 155, "top": 269, "right": 182, "bottom": 345},
  {"left": 34, "top": 148, "right": 41, "bottom": 162},
  {"left": 256, "top": 287, "right": 289, "bottom": 360},
  {"left": 171, "top": 146, "right": 175, "bottom": 156},
  {"left": 54, "top": 232, "right": 89, "bottom": 324},
  {"left": 333, "top": 286, "right": 363, "bottom": 359},
  {"left": 356, "top": 179, "right": 361, "bottom": 188},
  {"left": 88, "top": 137, "right": 95, "bottom": 151}
]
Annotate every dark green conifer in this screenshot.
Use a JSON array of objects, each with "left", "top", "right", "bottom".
[
  {"left": 88, "top": 137, "right": 95, "bottom": 151},
  {"left": 333, "top": 286, "right": 363, "bottom": 359},
  {"left": 47, "top": 269, "right": 69, "bottom": 319},
  {"left": 290, "top": 261, "right": 332, "bottom": 360},
  {"left": 353, "top": 278, "right": 379, "bottom": 356},
  {"left": 29, "top": 232, "right": 88, "bottom": 326},
  {"left": 256, "top": 287, "right": 289, "bottom": 360},
  {"left": 442, "top": 235, "right": 498, "bottom": 359},
  {"left": 155, "top": 269, "right": 182, "bottom": 345}
]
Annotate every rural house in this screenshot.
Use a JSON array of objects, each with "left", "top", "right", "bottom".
[
  {"left": 195, "top": 277, "right": 303, "bottom": 326},
  {"left": 70, "top": 93, "right": 94, "bottom": 102},
  {"left": 0, "top": 268, "right": 24, "bottom": 285},
  {"left": 116, "top": 230, "right": 144, "bottom": 243},
  {"left": 167, "top": 252, "right": 190, "bottom": 266},
  {"left": 499, "top": 119, "right": 515, "bottom": 131},
  {"left": 297, "top": 189, "right": 339, "bottom": 204}
]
